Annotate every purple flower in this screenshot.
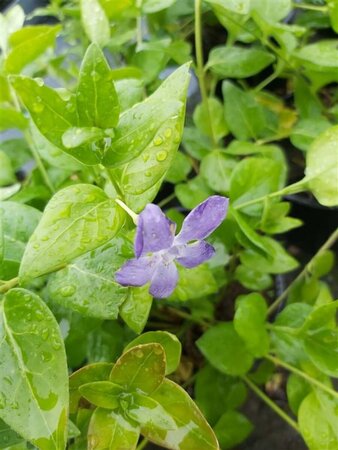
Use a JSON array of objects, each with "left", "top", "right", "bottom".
[{"left": 115, "top": 195, "right": 229, "bottom": 298}]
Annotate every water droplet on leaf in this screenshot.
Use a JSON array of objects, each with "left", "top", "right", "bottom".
[{"left": 156, "top": 150, "right": 167, "bottom": 161}]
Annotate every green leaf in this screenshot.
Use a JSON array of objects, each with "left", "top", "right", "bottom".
[
  {"left": 193, "top": 98, "right": 228, "bottom": 141},
  {"left": 0, "top": 420, "right": 23, "bottom": 449},
  {"left": 124, "top": 331, "right": 181, "bottom": 375},
  {"left": 170, "top": 264, "right": 218, "bottom": 301},
  {"left": 195, "top": 365, "right": 247, "bottom": 425},
  {"left": 146, "top": 379, "right": 219, "bottom": 450},
  {"left": 234, "top": 265, "right": 272, "bottom": 290},
  {"left": 165, "top": 151, "right": 192, "bottom": 184},
  {"left": 197, "top": 323, "right": 254, "bottom": 376},
  {"left": 200, "top": 150, "right": 236, "bottom": 193},
  {"left": 223, "top": 81, "right": 267, "bottom": 141},
  {"left": 11, "top": 76, "right": 99, "bottom": 165},
  {"left": 295, "top": 40, "right": 338, "bottom": 73},
  {"left": 79, "top": 381, "right": 123, "bottom": 409},
  {"left": 231, "top": 209, "right": 269, "bottom": 256},
  {"left": 299, "top": 392, "right": 338, "bottom": 450},
  {"left": 0, "top": 107, "right": 28, "bottom": 131},
  {"left": 290, "top": 118, "right": 331, "bottom": 152},
  {"left": 0, "top": 289, "right": 68, "bottom": 450},
  {"left": 61, "top": 127, "right": 105, "bottom": 149},
  {"left": 69, "top": 362, "right": 113, "bottom": 414},
  {"left": 286, "top": 374, "right": 311, "bottom": 415},
  {"left": 47, "top": 235, "right": 131, "bottom": 320},
  {"left": 214, "top": 411, "right": 253, "bottom": 449},
  {"left": 88, "top": 408, "right": 140, "bottom": 450},
  {"left": 204, "top": 0, "right": 250, "bottom": 14},
  {"left": 109, "top": 343, "right": 166, "bottom": 394},
  {"left": 305, "top": 125, "right": 338, "bottom": 206},
  {"left": 5, "top": 25, "right": 61, "bottom": 73},
  {"left": 230, "top": 156, "right": 285, "bottom": 216},
  {"left": 19, "top": 184, "right": 125, "bottom": 281},
  {"left": 0, "top": 202, "right": 41, "bottom": 280},
  {"left": 142, "top": 0, "right": 176, "bottom": 13},
  {"left": 105, "top": 64, "right": 190, "bottom": 212},
  {"left": 80, "top": 0, "right": 110, "bottom": 47},
  {"left": 175, "top": 176, "right": 213, "bottom": 210},
  {"left": 304, "top": 328, "right": 338, "bottom": 378},
  {"left": 115, "top": 78, "right": 144, "bottom": 112},
  {"left": 234, "top": 293, "right": 269, "bottom": 357},
  {"left": 240, "top": 236, "right": 299, "bottom": 274},
  {"left": 310, "top": 250, "right": 335, "bottom": 278},
  {"left": 0, "top": 152, "right": 16, "bottom": 187},
  {"left": 120, "top": 286, "right": 153, "bottom": 334},
  {"left": 328, "top": 0, "right": 338, "bottom": 33},
  {"left": 77, "top": 43, "right": 120, "bottom": 128},
  {"left": 127, "top": 393, "right": 177, "bottom": 432},
  {"left": 207, "top": 46, "right": 275, "bottom": 78},
  {"left": 251, "top": 0, "right": 291, "bottom": 22}
]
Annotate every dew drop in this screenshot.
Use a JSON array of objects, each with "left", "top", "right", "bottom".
[
  {"left": 60, "top": 285, "right": 76, "bottom": 297},
  {"left": 153, "top": 136, "right": 163, "bottom": 146},
  {"left": 32, "top": 102, "right": 44, "bottom": 113},
  {"left": 145, "top": 171, "right": 151, "bottom": 177},
  {"left": 11, "top": 401, "right": 19, "bottom": 410},
  {"left": 52, "top": 339, "right": 62, "bottom": 350},
  {"left": 35, "top": 77, "right": 44, "bottom": 87},
  {"left": 156, "top": 150, "right": 168, "bottom": 162},
  {"left": 135, "top": 349, "right": 144, "bottom": 358},
  {"left": 164, "top": 128, "right": 172, "bottom": 138},
  {"left": 142, "top": 152, "right": 150, "bottom": 162},
  {"left": 41, "top": 351, "right": 52, "bottom": 362},
  {"left": 41, "top": 328, "right": 49, "bottom": 341}
]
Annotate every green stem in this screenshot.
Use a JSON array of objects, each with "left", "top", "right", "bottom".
[
  {"left": 233, "top": 178, "right": 308, "bottom": 211},
  {"left": 136, "top": 438, "right": 148, "bottom": 450},
  {"left": 292, "top": 2, "right": 328, "bottom": 12},
  {"left": 115, "top": 198, "right": 138, "bottom": 225},
  {"left": 0, "top": 277, "right": 19, "bottom": 294},
  {"left": 103, "top": 167, "right": 123, "bottom": 198},
  {"left": 194, "top": 0, "right": 217, "bottom": 147},
  {"left": 25, "top": 131, "right": 55, "bottom": 194},
  {"left": 158, "top": 192, "right": 176, "bottom": 208},
  {"left": 166, "top": 306, "right": 211, "bottom": 328},
  {"left": 266, "top": 355, "right": 338, "bottom": 401},
  {"left": 242, "top": 376, "right": 300, "bottom": 433},
  {"left": 136, "top": 0, "right": 143, "bottom": 47},
  {"left": 268, "top": 227, "right": 338, "bottom": 314}
]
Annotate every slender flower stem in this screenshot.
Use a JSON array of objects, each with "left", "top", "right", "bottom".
[
  {"left": 268, "top": 227, "right": 338, "bottom": 315},
  {"left": 102, "top": 166, "right": 124, "bottom": 198},
  {"left": 194, "top": 0, "right": 217, "bottom": 147},
  {"left": 266, "top": 355, "right": 338, "bottom": 401},
  {"left": 136, "top": 438, "right": 148, "bottom": 450},
  {"left": 242, "top": 376, "right": 300, "bottom": 433},
  {"left": 24, "top": 131, "right": 55, "bottom": 194},
  {"left": 115, "top": 198, "right": 138, "bottom": 225},
  {"left": 292, "top": 2, "right": 328, "bottom": 12},
  {"left": 158, "top": 192, "right": 176, "bottom": 208},
  {"left": 233, "top": 178, "right": 308, "bottom": 211},
  {"left": 0, "top": 277, "right": 19, "bottom": 294}
]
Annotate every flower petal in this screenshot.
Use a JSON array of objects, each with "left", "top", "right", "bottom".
[
  {"left": 115, "top": 256, "right": 158, "bottom": 287},
  {"left": 135, "top": 204, "right": 176, "bottom": 257},
  {"left": 149, "top": 260, "right": 178, "bottom": 298},
  {"left": 176, "top": 195, "right": 229, "bottom": 243},
  {"left": 176, "top": 241, "right": 215, "bottom": 268}
]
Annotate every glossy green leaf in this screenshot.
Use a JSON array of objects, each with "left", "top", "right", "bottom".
[
  {"left": 120, "top": 286, "right": 153, "bottom": 334},
  {"left": 115, "top": 78, "right": 144, "bottom": 112},
  {"left": 80, "top": 0, "right": 110, "bottom": 47},
  {"left": 0, "top": 420, "right": 23, "bottom": 449},
  {"left": 251, "top": 0, "right": 291, "bottom": 21},
  {"left": 295, "top": 40, "right": 338, "bottom": 73},
  {"left": 69, "top": 362, "right": 113, "bottom": 414},
  {"left": 234, "top": 293, "right": 269, "bottom": 357},
  {"left": 305, "top": 125, "right": 338, "bottom": 206},
  {"left": 193, "top": 98, "right": 228, "bottom": 141},
  {"left": 124, "top": 331, "right": 181, "bottom": 375},
  {"left": 77, "top": 43, "right": 120, "bottom": 128},
  {"left": 0, "top": 152, "right": 16, "bottom": 187},
  {"left": 19, "top": 184, "right": 125, "bottom": 281},
  {"left": 223, "top": 81, "right": 267, "bottom": 141},
  {"left": 106, "top": 64, "right": 190, "bottom": 212},
  {"left": 200, "top": 150, "right": 236, "bottom": 193},
  {"left": 286, "top": 374, "right": 311, "bottom": 415},
  {"left": 231, "top": 209, "right": 269, "bottom": 256},
  {"left": 79, "top": 381, "right": 123, "bottom": 409},
  {"left": 328, "top": 0, "right": 338, "bottom": 33},
  {"left": 197, "top": 323, "right": 254, "bottom": 376},
  {"left": 47, "top": 235, "right": 131, "bottom": 320},
  {"left": 170, "top": 264, "right": 218, "bottom": 301},
  {"left": 61, "top": 127, "right": 105, "bottom": 149},
  {"left": 145, "top": 379, "right": 219, "bottom": 450},
  {"left": 142, "top": 0, "right": 176, "bottom": 13},
  {"left": 214, "top": 411, "right": 253, "bottom": 449},
  {"left": 11, "top": 76, "right": 99, "bottom": 165},
  {"left": 204, "top": 0, "right": 250, "bottom": 14},
  {"left": 165, "top": 151, "right": 191, "bottom": 184},
  {"left": 240, "top": 236, "right": 299, "bottom": 274},
  {"left": 299, "top": 391, "right": 338, "bottom": 450},
  {"left": 195, "top": 365, "right": 247, "bottom": 425},
  {"left": 88, "top": 408, "right": 139, "bottom": 450},
  {"left": 127, "top": 393, "right": 177, "bottom": 432},
  {"left": 0, "top": 202, "right": 41, "bottom": 280},
  {"left": 234, "top": 265, "right": 272, "bottom": 290},
  {"left": 109, "top": 343, "right": 166, "bottom": 394},
  {"left": 230, "top": 157, "right": 285, "bottom": 215},
  {"left": 0, "top": 108, "right": 28, "bottom": 131},
  {"left": 207, "top": 46, "right": 275, "bottom": 78},
  {"left": 175, "top": 176, "right": 213, "bottom": 210},
  {"left": 304, "top": 328, "right": 338, "bottom": 377},
  {"left": 5, "top": 25, "right": 61, "bottom": 73},
  {"left": 0, "top": 289, "right": 68, "bottom": 450},
  {"left": 310, "top": 250, "right": 335, "bottom": 278}
]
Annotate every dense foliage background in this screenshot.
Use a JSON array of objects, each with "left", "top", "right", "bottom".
[{"left": 0, "top": 0, "right": 337, "bottom": 449}]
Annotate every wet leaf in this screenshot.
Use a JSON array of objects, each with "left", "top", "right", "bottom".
[
  {"left": 79, "top": 381, "right": 123, "bottom": 409},
  {"left": 80, "top": 0, "right": 110, "bottom": 47},
  {"left": 120, "top": 286, "right": 153, "bottom": 334},
  {"left": 0, "top": 289, "right": 68, "bottom": 450}
]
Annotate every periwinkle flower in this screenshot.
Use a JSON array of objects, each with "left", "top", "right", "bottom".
[{"left": 115, "top": 195, "right": 229, "bottom": 298}]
